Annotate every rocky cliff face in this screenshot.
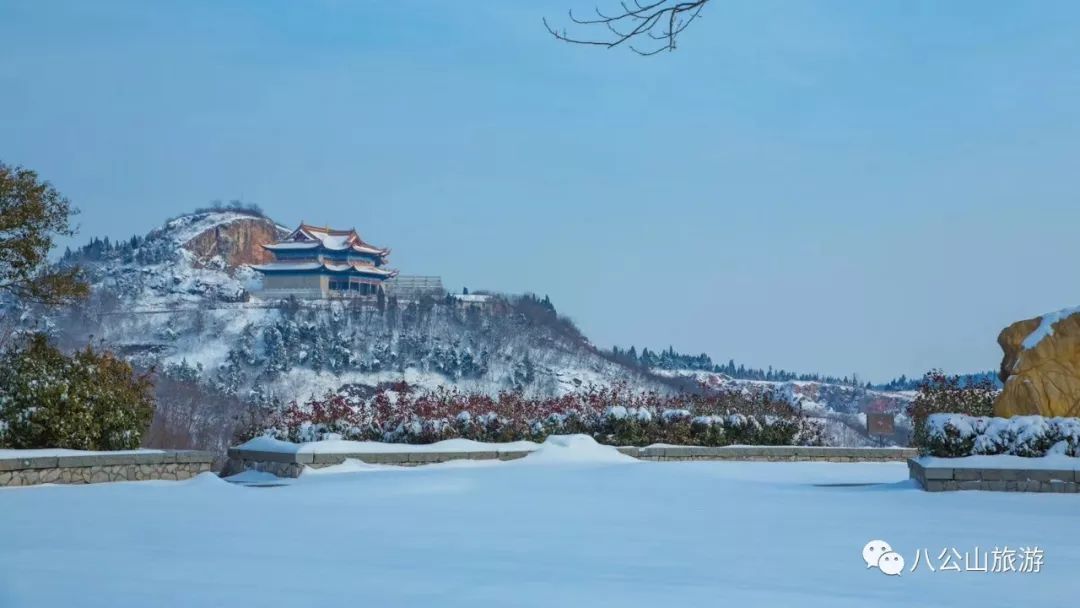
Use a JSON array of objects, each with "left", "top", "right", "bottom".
[
  {"left": 994, "top": 307, "right": 1080, "bottom": 417},
  {"left": 179, "top": 215, "right": 283, "bottom": 269}
]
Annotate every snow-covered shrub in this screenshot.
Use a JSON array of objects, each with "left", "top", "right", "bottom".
[
  {"left": 1010, "top": 416, "right": 1059, "bottom": 457},
  {"left": 1050, "top": 418, "right": 1080, "bottom": 457},
  {"left": 0, "top": 334, "right": 155, "bottom": 450},
  {"left": 923, "top": 414, "right": 979, "bottom": 457},
  {"left": 689, "top": 416, "right": 725, "bottom": 446},
  {"left": 920, "top": 413, "right": 1080, "bottom": 457},
  {"left": 605, "top": 406, "right": 649, "bottom": 445},
  {"left": 908, "top": 369, "right": 997, "bottom": 449},
  {"left": 970, "top": 417, "right": 1013, "bottom": 455},
  {"left": 245, "top": 382, "right": 823, "bottom": 447}
]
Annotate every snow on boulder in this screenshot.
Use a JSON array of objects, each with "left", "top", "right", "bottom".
[
  {"left": 520, "top": 434, "right": 637, "bottom": 465},
  {"left": 995, "top": 306, "right": 1080, "bottom": 418}
]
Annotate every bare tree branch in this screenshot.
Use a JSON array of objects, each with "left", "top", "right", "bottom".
[{"left": 544, "top": 0, "right": 710, "bottom": 55}]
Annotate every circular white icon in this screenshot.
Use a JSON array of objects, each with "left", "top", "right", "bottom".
[
  {"left": 878, "top": 551, "right": 905, "bottom": 576},
  {"left": 862, "top": 539, "right": 893, "bottom": 568}
]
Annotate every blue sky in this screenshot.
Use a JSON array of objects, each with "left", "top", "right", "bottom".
[{"left": 3, "top": 0, "right": 1080, "bottom": 381}]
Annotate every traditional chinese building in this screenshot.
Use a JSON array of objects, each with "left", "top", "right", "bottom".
[{"left": 254, "top": 223, "right": 399, "bottom": 298}]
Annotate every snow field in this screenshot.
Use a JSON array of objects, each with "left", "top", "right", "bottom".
[{"left": 1, "top": 437, "right": 1076, "bottom": 607}]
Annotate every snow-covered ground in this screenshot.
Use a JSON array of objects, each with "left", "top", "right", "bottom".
[{"left": 1, "top": 440, "right": 1074, "bottom": 607}]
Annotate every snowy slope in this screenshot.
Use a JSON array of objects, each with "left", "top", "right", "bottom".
[
  {"left": 651, "top": 369, "right": 911, "bottom": 414},
  {"left": 50, "top": 210, "right": 668, "bottom": 404},
  {"left": 650, "top": 369, "right": 915, "bottom": 446}
]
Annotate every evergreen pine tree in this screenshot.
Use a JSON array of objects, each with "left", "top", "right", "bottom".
[{"left": 263, "top": 325, "right": 288, "bottom": 373}]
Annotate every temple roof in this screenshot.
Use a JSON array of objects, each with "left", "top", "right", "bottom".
[
  {"left": 253, "top": 261, "right": 398, "bottom": 278},
  {"left": 264, "top": 223, "right": 390, "bottom": 257}
]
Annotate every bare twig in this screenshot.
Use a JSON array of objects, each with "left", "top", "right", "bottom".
[{"left": 544, "top": 0, "right": 710, "bottom": 55}]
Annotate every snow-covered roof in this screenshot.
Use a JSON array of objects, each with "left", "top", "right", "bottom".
[
  {"left": 278, "top": 223, "right": 390, "bottom": 257},
  {"left": 252, "top": 262, "right": 323, "bottom": 272},
  {"left": 350, "top": 243, "right": 389, "bottom": 255},
  {"left": 253, "top": 261, "right": 398, "bottom": 277},
  {"left": 321, "top": 262, "right": 396, "bottom": 277},
  {"left": 263, "top": 242, "right": 320, "bottom": 251}
]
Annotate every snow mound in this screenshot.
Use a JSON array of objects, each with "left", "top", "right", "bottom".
[
  {"left": 179, "top": 472, "right": 231, "bottom": 487},
  {"left": 521, "top": 434, "right": 637, "bottom": 465},
  {"left": 236, "top": 436, "right": 304, "bottom": 453},
  {"left": 302, "top": 459, "right": 398, "bottom": 476}
]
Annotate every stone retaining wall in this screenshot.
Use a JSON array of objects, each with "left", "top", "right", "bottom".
[
  {"left": 0, "top": 451, "right": 215, "bottom": 487},
  {"left": 908, "top": 458, "right": 1080, "bottom": 493},
  {"left": 635, "top": 446, "right": 916, "bottom": 462},
  {"left": 225, "top": 445, "right": 917, "bottom": 478}
]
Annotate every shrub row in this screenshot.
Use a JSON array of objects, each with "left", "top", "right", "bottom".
[
  {"left": 246, "top": 384, "right": 824, "bottom": 448},
  {"left": 920, "top": 413, "right": 1080, "bottom": 457},
  {"left": 906, "top": 370, "right": 997, "bottom": 449}
]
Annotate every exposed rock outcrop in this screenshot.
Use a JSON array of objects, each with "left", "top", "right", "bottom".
[
  {"left": 994, "top": 307, "right": 1080, "bottom": 417},
  {"left": 182, "top": 215, "right": 284, "bottom": 269}
]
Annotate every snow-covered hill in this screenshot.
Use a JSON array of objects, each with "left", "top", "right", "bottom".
[
  {"left": 651, "top": 368, "right": 911, "bottom": 414},
  {"left": 36, "top": 208, "right": 915, "bottom": 450},
  {"left": 650, "top": 368, "right": 914, "bottom": 446},
  {"left": 50, "top": 210, "right": 667, "bottom": 404}
]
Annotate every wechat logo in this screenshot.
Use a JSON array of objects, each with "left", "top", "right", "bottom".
[{"left": 863, "top": 539, "right": 905, "bottom": 576}]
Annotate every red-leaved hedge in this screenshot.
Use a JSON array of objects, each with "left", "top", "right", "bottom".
[{"left": 246, "top": 383, "right": 824, "bottom": 447}]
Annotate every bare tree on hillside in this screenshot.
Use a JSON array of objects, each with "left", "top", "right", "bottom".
[{"left": 544, "top": 0, "right": 710, "bottom": 55}]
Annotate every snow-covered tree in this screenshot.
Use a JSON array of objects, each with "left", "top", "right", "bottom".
[
  {"left": 0, "top": 334, "right": 154, "bottom": 449},
  {"left": 263, "top": 325, "right": 288, "bottom": 374}
]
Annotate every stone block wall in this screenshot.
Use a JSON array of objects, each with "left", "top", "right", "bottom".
[
  {"left": 224, "top": 445, "right": 917, "bottom": 478},
  {"left": 0, "top": 451, "right": 215, "bottom": 487},
  {"left": 908, "top": 458, "right": 1080, "bottom": 493},
  {"left": 634, "top": 446, "right": 916, "bottom": 462},
  {"left": 222, "top": 448, "right": 531, "bottom": 477}
]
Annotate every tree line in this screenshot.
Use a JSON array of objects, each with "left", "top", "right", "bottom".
[{"left": 608, "top": 344, "right": 1001, "bottom": 391}]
